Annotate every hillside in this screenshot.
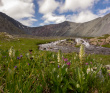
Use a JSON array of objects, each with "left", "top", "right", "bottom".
[
  {"left": 0, "top": 12, "right": 110, "bottom": 37},
  {"left": 31, "top": 13, "right": 110, "bottom": 37}
]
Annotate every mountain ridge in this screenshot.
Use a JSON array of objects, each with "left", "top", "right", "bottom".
[{"left": 0, "top": 12, "right": 110, "bottom": 37}]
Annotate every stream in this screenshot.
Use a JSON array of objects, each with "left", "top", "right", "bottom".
[{"left": 39, "top": 38, "right": 110, "bottom": 55}]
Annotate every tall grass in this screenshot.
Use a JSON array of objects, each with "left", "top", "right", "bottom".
[{"left": 0, "top": 44, "right": 110, "bottom": 93}]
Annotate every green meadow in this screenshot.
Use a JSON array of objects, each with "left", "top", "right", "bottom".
[{"left": 0, "top": 35, "right": 110, "bottom": 93}]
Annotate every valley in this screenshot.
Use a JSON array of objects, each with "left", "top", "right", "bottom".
[{"left": 0, "top": 12, "right": 110, "bottom": 93}]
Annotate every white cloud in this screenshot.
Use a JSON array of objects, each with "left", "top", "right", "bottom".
[
  {"left": 59, "top": 0, "right": 99, "bottom": 13},
  {"left": 38, "top": 0, "right": 59, "bottom": 14},
  {"left": 38, "top": 0, "right": 66, "bottom": 25},
  {"left": 40, "top": 13, "right": 66, "bottom": 25},
  {"left": 98, "top": 7, "right": 110, "bottom": 16},
  {"left": 0, "top": 0, "right": 37, "bottom": 26},
  {"left": 38, "top": 0, "right": 100, "bottom": 26},
  {"left": 66, "top": 10, "right": 98, "bottom": 23},
  {"left": 18, "top": 17, "right": 37, "bottom": 26},
  {"left": 0, "top": 0, "right": 3, "bottom": 6}
]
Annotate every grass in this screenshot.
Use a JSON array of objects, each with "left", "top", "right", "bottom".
[
  {"left": 0, "top": 36, "right": 58, "bottom": 52},
  {"left": 98, "top": 34, "right": 110, "bottom": 39},
  {"left": 0, "top": 35, "right": 110, "bottom": 93},
  {"left": 102, "top": 44, "right": 110, "bottom": 48}
]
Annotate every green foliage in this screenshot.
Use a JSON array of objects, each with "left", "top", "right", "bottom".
[
  {"left": 0, "top": 37, "right": 57, "bottom": 52},
  {"left": 98, "top": 34, "right": 110, "bottom": 39},
  {"left": 0, "top": 37, "right": 110, "bottom": 93},
  {"left": 74, "top": 44, "right": 80, "bottom": 48},
  {"left": 102, "top": 44, "right": 110, "bottom": 48}
]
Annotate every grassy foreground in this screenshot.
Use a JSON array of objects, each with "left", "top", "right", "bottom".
[{"left": 0, "top": 37, "right": 110, "bottom": 93}]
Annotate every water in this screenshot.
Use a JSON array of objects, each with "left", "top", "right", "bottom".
[
  {"left": 75, "top": 38, "right": 90, "bottom": 48},
  {"left": 39, "top": 39, "right": 66, "bottom": 50},
  {"left": 39, "top": 38, "right": 110, "bottom": 54}
]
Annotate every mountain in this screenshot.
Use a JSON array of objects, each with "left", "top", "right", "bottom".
[
  {"left": 31, "top": 13, "right": 110, "bottom": 37},
  {"left": 0, "top": 12, "right": 110, "bottom": 37},
  {"left": 0, "top": 12, "right": 29, "bottom": 35}
]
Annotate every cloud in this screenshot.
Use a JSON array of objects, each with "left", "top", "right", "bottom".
[
  {"left": 0, "top": 0, "right": 3, "bottom": 6},
  {"left": 0, "top": 0, "right": 37, "bottom": 26},
  {"left": 59, "top": 0, "right": 99, "bottom": 13},
  {"left": 66, "top": 10, "right": 98, "bottom": 23},
  {"left": 18, "top": 17, "right": 37, "bottom": 26},
  {"left": 38, "top": 0, "right": 100, "bottom": 26},
  {"left": 38, "top": 0, "right": 59, "bottom": 14},
  {"left": 98, "top": 7, "right": 110, "bottom": 16},
  {"left": 38, "top": 0, "right": 66, "bottom": 25},
  {"left": 40, "top": 13, "right": 66, "bottom": 25}
]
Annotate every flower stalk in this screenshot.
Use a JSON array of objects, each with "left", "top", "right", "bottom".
[
  {"left": 57, "top": 50, "right": 62, "bottom": 65},
  {"left": 79, "top": 44, "right": 85, "bottom": 65}
]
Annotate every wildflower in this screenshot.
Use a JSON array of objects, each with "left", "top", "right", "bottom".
[
  {"left": 57, "top": 50, "right": 62, "bottom": 64},
  {"left": 52, "top": 54, "right": 55, "bottom": 58},
  {"left": 20, "top": 55, "right": 23, "bottom": 58},
  {"left": 9, "top": 47, "right": 13, "bottom": 57},
  {"left": 64, "top": 58, "right": 68, "bottom": 62},
  {"left": 87, "top": 68, "right": 93, "bottom": 74},
  {"left": 107, "top": 70, "right": 110, "bottom": 74},
  {"left": 90, "top": 62, "right": 92, "bottom": 64},
  {"left": 9, "top": 46, "right": 15, "bottom": 57},
  {"left": 2, "top": 56, "right": 6, "bottom": 58},
  {"left": 76, "top": 84, "right": 80, "bottom": 88},
  {"left": 14, "top": 66, "right": 17, "bottom": 68},
  {"left": 32, "top": 55, "right": 34, "bottom": 58},
  {"left": 58, "top": 65, "right": 60, "bottom": 68},
  {"left": 79, "top": 44, "right": 85, "bottom": 64},
  {"left": 62, "top": 57, "right": 64, "bottom": 60},
  {"left": 85, "top": 63, "right": 88, "bottom": 65},
  {"left": 26, "top": 53, "right": 30, "bottom": 58},
  {"left": 17, "top": 57, "right": 20, "bottom": 60},
  {"left": 67, "top": 62, "right": 71, "bottom": 66},
  {"left": 28, "top": 63, "right": 30, "bottom": 65}
]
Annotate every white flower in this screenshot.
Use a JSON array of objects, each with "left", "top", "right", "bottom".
[
  {"left": 79, "top": 44, "right": 85, "bottom": 63},
  {"left": 57, "top": 50, "right": 62, "bottom": 64},
  {"left": 87, "top": 68, "right": 94, "bottom": 74},
  {"left": 9, "top": 46, "right": 15, "bottom": 57},
  {"left": 9, "top": 47, "right": 12, "bottom": 57},
  {"left": 57, "top": 75, "right": 59, "bottom": 78}
]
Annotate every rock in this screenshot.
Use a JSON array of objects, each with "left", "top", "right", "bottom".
[{"left": 91, "top": 42, "right": 98, "bottom": 45}]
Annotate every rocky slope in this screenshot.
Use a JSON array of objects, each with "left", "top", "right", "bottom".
[
  {"left": 0, "top": 12, "right": 110, "bottom": 37},
  {"left": 0, "top": 12, "right": 29, "bottom": 35},
  {"left": 31, "top": 13, "right": 110, "bottom": 37}
]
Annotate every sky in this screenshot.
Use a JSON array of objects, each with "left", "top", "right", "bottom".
[{"left": 0, "top": 0, "right": 110, "bottom": 27}]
